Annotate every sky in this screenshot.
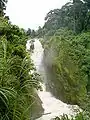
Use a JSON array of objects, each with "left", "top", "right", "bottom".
[{"left": 6, "top": 0, "right": 69, "bottom": 30}]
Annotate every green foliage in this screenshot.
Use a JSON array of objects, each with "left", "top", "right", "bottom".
[
  {"left": 38, "top": 0, "right": 90, "bottom": 119},
  {"left": 53, "top": 112, "right": 90, "bottom": 120},
  {"left": 43, "top": 29, "right": 90, "bottom": 107},
  {"left": 0, "top": 17, "right": 40, "bottom": 120},
  {"left": 39, "top": 0, "right": 90, "bottom": 36},
  {"left": 0, "top": 0, "right": 7, "bottom": 16}
]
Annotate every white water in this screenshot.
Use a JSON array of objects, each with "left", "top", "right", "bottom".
[{"left": 26, "top": 39, "right": 80, "bottom": 120}]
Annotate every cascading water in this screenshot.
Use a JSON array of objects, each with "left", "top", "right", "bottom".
[{"left": 26, "top": 39, "right": 80, "bottom": 120}]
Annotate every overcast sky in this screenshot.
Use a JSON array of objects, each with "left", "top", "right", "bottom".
[{"left": 6, "top": 0, "right": 69, "bottom": 30}]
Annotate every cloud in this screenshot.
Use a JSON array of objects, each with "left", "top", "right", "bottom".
[{"left": 6, "top": 0, "right": 69, "bottom": 30}]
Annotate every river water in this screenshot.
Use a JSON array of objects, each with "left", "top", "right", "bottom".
[{"left": 26, "top": 39, "right": 80, "bottom": 120}]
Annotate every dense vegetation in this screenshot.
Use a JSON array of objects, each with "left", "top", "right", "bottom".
[
  {"left": 1, "top": 0, "right": 90, "bottom": 119},
  {"left": 38, "top": 0, "right": 90, "bottom": 119},
  {"left": 0, "top": 1, "right": 42, "bottom": 120},
  {"left": 52, "top": 112, "right": 90, "bottom": 120},
  {"left": 38, "top": 0, "right": 90, "bottom": 35}
]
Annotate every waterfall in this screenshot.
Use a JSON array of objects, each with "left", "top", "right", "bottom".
[{"left": 26, "top": 39, "right": 81, "bottom": 120}]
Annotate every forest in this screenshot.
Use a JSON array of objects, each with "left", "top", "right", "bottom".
[{"left": 36, "top": 0, "right": 90, "bottom": 119}]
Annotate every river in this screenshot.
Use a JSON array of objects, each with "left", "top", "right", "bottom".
[{"left": 26, "top": 39, "right": 80, "bottom": 120}]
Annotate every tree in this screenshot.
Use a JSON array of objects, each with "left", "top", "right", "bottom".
[
  {"left": 43, "top": 0, "right": 90, "bottom": 34},
  {"left": 83, "top": 0, "right": 90, "bottom": 30},
  {"left": 83, "top": 0, "right": 90, "bottom": 9},
  {"left": 27, "top": 28, "right": 31, "bottom": 36},
  {"left": 31, "top": 29, "right": 36, "bottom": 38},
  {"left": 0, "top": 0, "right": 7, "bottom": 16}
]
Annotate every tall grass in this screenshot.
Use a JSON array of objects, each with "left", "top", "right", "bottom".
[{"left": 0, "top": 28, "right": 39, "bottom": 119}]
